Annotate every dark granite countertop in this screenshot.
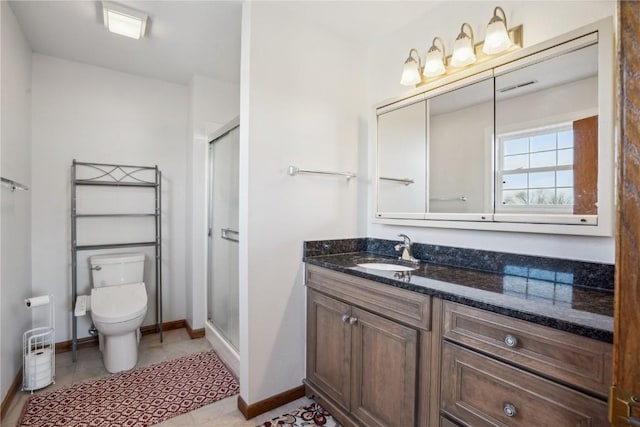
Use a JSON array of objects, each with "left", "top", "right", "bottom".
[{"left": 303, "top": 239, "right": 614, "bottom": 343}]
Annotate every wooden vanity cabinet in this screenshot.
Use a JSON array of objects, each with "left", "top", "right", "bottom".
[
  {"left": 305, "top": 265, "right": 433, "bottom": 427},
  {"left": 304, "top": 265, "right": 612, "bottom": 427}
]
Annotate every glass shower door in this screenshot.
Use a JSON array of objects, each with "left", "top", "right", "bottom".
[{"left": 207, "top": 125, "right": 239, "bottom": 350}]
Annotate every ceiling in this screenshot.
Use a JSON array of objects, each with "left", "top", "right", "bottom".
[
  {"left": 8, "top": 1, "right": 439, "bottom": 86},
  {"left": 9, "top": 0, "right": 243, "bottom": 85}
]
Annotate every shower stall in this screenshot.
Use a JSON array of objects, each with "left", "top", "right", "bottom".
[{"left": 206, "top": 118, "right": 240, "bottom": 355}]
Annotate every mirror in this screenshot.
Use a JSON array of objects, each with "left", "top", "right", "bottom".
[
  {"left": 377, "top": 98, "right": 426, "bottom": 218},
  {"left": 375, "top": 21, "right": 612, "bottom": 234},
  {"left": 494, "top": 44, "right": 598, "bottom": 222},
  {"left": 427, "top": 77, "right": 494, "bottom": 218}
]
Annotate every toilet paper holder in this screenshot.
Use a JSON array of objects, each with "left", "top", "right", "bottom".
[{"left": 22, "top": 294, "right": 55, "bottom": 392}]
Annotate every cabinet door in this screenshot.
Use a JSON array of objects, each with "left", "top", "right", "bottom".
[
  {"left": 307, "top": 289, "right": 352, "bottom": 409},
  {"left": 350, "top": 307, "right": 418, "bottom": 427}
]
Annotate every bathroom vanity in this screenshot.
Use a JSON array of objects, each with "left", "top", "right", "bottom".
[{"left": 303, "top": 239, "right": 613, "bottom": 427}]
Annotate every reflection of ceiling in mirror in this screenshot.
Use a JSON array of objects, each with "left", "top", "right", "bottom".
[
  {"left": 429, "top": 43, "right": 598, "bottom": 116},
  {"left": 496, "top": 44, "right": 598, "bottom": 101},
  {"left": 429, "top": 78, "right": 494, "bottom": 116}
]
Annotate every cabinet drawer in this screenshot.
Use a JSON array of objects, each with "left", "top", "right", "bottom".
[
  {"left": 443, "top": 301, "right": 611, "bottom": 396},
  {"left": 306, "top": 265, "right": 431, "bottom": 330},
  {"left": 441, "top": 342, "right": 608, "bottom": 427}
]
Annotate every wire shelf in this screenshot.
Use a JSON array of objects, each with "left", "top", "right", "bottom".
[{"left": 70, "top": 160, "right": 163, "bottom": 363}]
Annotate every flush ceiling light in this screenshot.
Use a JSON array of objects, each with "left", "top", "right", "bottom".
[
  {"left": 102, "top": 1, "right": 148, "bottom": 39},
  {"left": 400, "top": 49, "right": 423, "bottom": 86},
  {"left": 483, "top": 6, "right": 512, "bottom": 55},
  {"left": 423, "top": 37, "right": 447, "bottom": 78},
  {"left": 451, "top": 23, "right": 476, "bottom": 67}
]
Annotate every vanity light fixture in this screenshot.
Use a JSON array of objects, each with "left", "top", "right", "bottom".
[
  {"left": 451, "top": 23, "right": 477, "bottom": 67},
  {"left": 399, "top": 6, "right": 522, "bottom": 88},
  {"left": 102, "top": 1, "right": 148, "bottom": 40},
  {"left": 483, "top": 6, "right": 512, "bottom": 54},
  {"left": 400, "top": 48, "right": 423, "bottom": 86},
  {"left": 423, "top": 37, "right": 447, "bottom": 78}
]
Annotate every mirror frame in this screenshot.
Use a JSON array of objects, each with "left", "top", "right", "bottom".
[{"left": 373, "top": 18, "right": 614, "bottom": 236}]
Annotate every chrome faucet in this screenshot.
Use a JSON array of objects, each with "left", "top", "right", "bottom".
[{"left": 394, "top": 234, "right": 420, "bottom": 263}]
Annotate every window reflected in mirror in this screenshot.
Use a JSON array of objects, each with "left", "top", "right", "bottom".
[{"left": 498, "top": 123, "right": 576, "bottom": 211}]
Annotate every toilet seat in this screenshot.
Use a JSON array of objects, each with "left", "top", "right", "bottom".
[{"left": 91, "top": 282, "right": 147, "bottom": 324}]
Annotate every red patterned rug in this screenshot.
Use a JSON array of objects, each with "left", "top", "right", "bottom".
[
  {"left": 18, "top": 350, "right": 239, "bottom": 426},
  {"left": 256, "top": 402, "right": 341, "bottom": 427}
]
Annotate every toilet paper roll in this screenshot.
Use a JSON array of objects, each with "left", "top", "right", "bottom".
[
  {"left": 27, "top": 350, "right": 51, "bottom": 368},
  {"left": 24, "top": 348, "right": 53, "bottom": 390},
  {"left": 25, "top": 295, "right": 50, "bottom": 308}
]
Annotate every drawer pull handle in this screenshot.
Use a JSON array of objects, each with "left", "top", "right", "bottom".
[
  {"left": 503, "top": 403, "right": 517, "bottom": 418},
  {"left": 349, "top": 316, "right": 358, "bottom": 325},
  {"left": 504, "top": 334, "right": 518, "bottom": 348},
  {"left": 341, "top": 314, "right": 350, "bottom": 323}
]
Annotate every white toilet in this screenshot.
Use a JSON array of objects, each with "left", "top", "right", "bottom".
[{"left": 89, "top": 253, "right": 148, "bottom": 373}]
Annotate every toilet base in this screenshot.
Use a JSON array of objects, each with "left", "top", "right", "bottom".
[{"left": 101, "top": 330, "right": 139, "bottom": 373}]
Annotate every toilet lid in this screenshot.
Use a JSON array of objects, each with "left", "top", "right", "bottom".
[{"left": 91, "top": 282, "right": 147, "bottom": 324}]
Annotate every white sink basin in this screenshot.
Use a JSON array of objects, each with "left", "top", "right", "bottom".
[{"left": 356, "top": 262, "right": 417, "bottom": 272}]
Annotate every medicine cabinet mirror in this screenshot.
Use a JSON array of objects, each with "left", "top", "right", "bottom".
[{"left": 375, "top": 19, "right": 613, "bottom": 236}]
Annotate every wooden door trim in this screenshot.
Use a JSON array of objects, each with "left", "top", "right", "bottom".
[{"left": 612, "top": 2, "right": 640, "bottom": 424}]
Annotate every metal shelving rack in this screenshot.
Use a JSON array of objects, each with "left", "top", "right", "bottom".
[{"left": 71, "top": 160, "right": 162, "bottom": 362}]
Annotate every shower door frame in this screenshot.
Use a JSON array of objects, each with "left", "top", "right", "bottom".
[{"left": 206, "top": 117, "right": 240, "bottom": 353}]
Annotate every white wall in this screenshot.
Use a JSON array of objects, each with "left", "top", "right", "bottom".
[
  {"left": 239, "top": 2, "right": 367, "bottom": 404},
  {"left": 30, "top": 55, "right": 189, "bottom": 342},
  {"left": 367, "top": 1, "right": 617, "bottom": 263},
  {"left": 1, "top": 1, "right": 33, "bottom": 402},
  {"left": 186, "top": 74, "right": 239, "bottom": 331}
]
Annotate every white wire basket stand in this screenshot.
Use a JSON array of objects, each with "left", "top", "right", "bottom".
[{"left": 22, "top": 295, "right": 55, "bottom": 392}]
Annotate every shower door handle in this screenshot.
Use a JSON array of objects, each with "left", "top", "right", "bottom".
[{"left": 221, "top": 228, "right": 239, "bottom": 242}]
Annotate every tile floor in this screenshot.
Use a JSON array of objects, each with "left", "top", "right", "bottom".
[{"left": 2, "top": 329, "right": 312, "bottom": 427}]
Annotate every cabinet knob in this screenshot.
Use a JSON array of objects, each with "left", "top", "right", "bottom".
[
  {"left": 503, "top": 403, "right": 517, "bottom": 417},
  {"left": 341, "top": 314, "right": 350, "bottom": 323},
  {"left": 349, "top": 316, "right": 358, "bottom": 325},
  {"left": 504, "top": 334, "right": 518, "bottom": 348}
]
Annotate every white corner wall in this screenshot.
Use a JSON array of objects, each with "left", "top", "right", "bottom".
[
  {"left": 30, "top": 55, "right": 189, "bottom": 342},
  {"left": 1, "top": 1, "right": 33, "bottom": 402},
  {"left": 239, "top": 2, "right": 367, "bottom": 404},
  {"left": 366, "top": 1, "right": 618, "bottom": 263},
  {"left": 186, "top": 74, "right": 239, "bottom": 331}
]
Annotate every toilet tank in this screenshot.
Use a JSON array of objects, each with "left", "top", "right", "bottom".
[{"left": 90, "top": 253, "right": 145, "bottom": 288}]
